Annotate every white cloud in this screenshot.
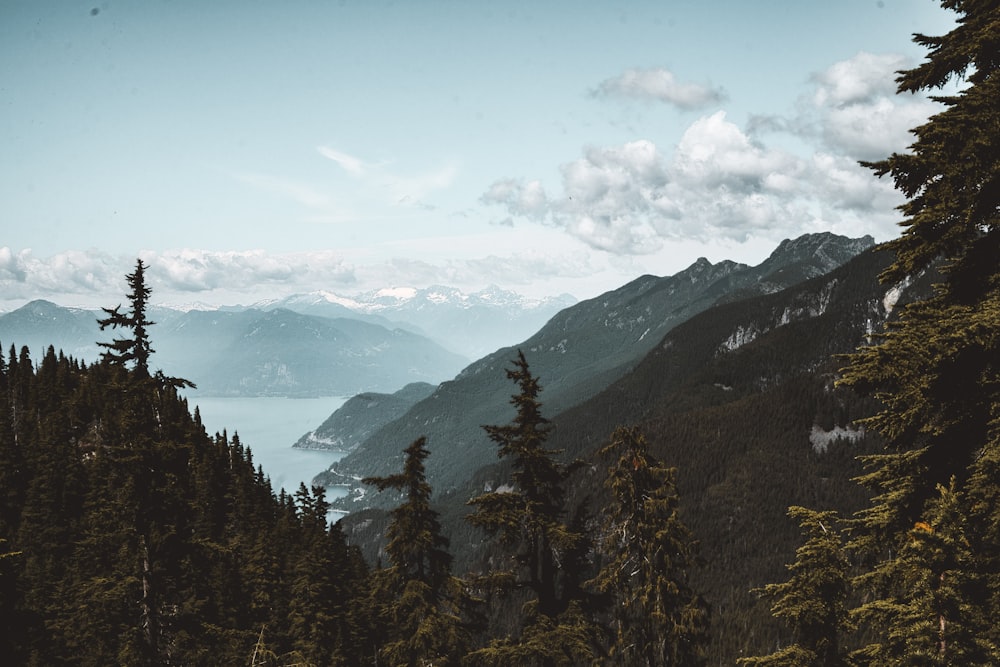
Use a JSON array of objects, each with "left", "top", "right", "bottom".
[
  {"left": 480, "top": 106, "right": 911, "bottom": 255},
  {"left": 317, "top": 146, "right": 369, "bottom": 174},
  {"left": 481, "top": 178, "right": 549, "bottom": 221},
  {"left": 594, "top": 67, "right": 727, "bottom": 110},
  {"left": 804, "top": 52, "right": 941, "bottom": 161},
  {"left": 811, "top": 52, "right": 906, "bottom": 107},
  {"left": 0, "top": 246, "right": 602, "bottom": 310}
]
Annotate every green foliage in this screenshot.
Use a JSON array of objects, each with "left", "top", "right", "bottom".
[
  {"left": 466, "top": 350, "right": 601, "bottom": 663},
  {"left": 0, "top": 262, "right": 371, "bottom": 664},
  {"left": 364, "top": 437, "right": 474, "bottom": 665},
  {"left": 851, "top": 481, "right": 994, "bottom": 665},
  {"left": 739, "top": 507, "right": 851, "bottom": 667},
  {"left": 590, "top": 426, "right": 709, "bottom": 666},
  {"left": 836, "top": 1, "right": 1000, "bottom": 663},
  {"left": 862, "top": 0, "right": 1000, "bottom": 300}
]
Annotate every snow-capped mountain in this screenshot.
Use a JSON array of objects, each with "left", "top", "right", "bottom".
[{"left": 254, "top": 285, "right": 577, "bottom": 359}]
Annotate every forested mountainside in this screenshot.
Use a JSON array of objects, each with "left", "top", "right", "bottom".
[
  {"left": 293, "top": 382, "right": 436, "bottom": 451},
  {"left": 320, "top": 232, "right": 873, "bottom": 498},
  {"left": 341, "top": 244, "right": 930, "bottom": 662},
  {"left": 0, "top": 338, "right": 372, "bottom": 664}
]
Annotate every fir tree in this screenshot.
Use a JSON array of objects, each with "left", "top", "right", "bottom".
[
  {"left": 98, "top": 258, "right": 155, "bottom": 376},
  {"left": 738, "top": 507, "right": 851, "bottom": 667},
  {"left": 363, "top": 437, "right": 472, "bottom": 666},
  {"left": 589, "top": 425, "right": 709, "bottom": 667},
  {"left": 837, "top": 0, "right": 1000, "bottom": 661},
  {"left": 850, "top": 481, "right": 993, "bottom": 665},
  {"left": 465, "top": 351, "right": 600, "bottom": 665}
]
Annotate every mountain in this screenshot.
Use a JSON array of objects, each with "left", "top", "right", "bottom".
[
  {"left": 293, "top": 382, "right": 436, "bottom": 451},
  {"left": 340, "top": 244, "right": 937, "bottom": 663},
  {"left": 0, "top": 304, "right": 467, "bottom": 397},
  {"left": 154, "top": 308, "right": 468, "bottom": 397},
  {"left": 0, "top": 299, "right": 103, "bottom": 361},
  {"left": 257, "top": 285, "right": 577, "bottom": 359},
  {"left": 319, "top": 232, "right": 875, "bottom": 497}
]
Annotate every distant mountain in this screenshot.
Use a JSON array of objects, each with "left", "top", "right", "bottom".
[
  {"left": 0, "top": 300, "right": 103, "bottom": 361},
  {"left": 293, "top": 382, "right": 436, "bottom": 451},
  {"left": 0, "top": 304, "right": 467, "bottom": 397},
  {"left": 319, "top": 232, "right": 875, "bottom": 497},
  {"left": 256, "top": 285, "right": 577, "bottom": 359}
]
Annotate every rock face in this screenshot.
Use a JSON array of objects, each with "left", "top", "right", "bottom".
[{"left": 321, "top": 233, "right": 876, "bottom": 499}]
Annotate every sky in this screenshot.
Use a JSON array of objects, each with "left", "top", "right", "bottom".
[{"left": 0, "top": 0, "right": 956, "bottom": 311}]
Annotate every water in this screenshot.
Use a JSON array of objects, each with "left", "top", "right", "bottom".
[{"left": 185, "top": 395, "right": 349, "bottom": 501}]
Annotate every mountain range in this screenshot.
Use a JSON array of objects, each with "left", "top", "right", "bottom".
[
  {"left": 328, "top": 234, "right": 940, "bottom": 662},
  {"left": 0, "top": 303, "right": 466, "bottom": 397},
  {"left": 0, "top": 285, "right": 577, "bottom": 397},
  {"left": 314, "top": 232, "right": 876, "bottom": 495},
  {"left": 251, "top": 285, "right": 576, "bottom": 359}
]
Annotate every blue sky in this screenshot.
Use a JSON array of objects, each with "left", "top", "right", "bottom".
[{"left": 1, "top": 1, "right": 954, "bottom": 309}]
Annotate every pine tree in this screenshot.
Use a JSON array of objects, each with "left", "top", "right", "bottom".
[
  {"left": 465, "top": 351, "right": 600, "bottom": 665},
  {"left": 363, "top": 437, "right": 471, "bottom": 666},
  {"left": 738, "top": 507, "right": 851, "bottom": 667},
  {"left": 850, "top": 480, "right": 993, "bottom": 665},
  {"left": 98, "top": 258, "right": 155, "bottom": 376},
  {"left": 837, "top": 1, "right": 1000, "bottom": 661},
  {"left": 589, "top": 425, "right": 709, "bottom": 667}
]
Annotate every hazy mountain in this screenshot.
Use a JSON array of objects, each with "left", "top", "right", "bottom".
[
  {"left": 0, "top": 299, "right": 103, "bottom": 361},
  {"left": 257, "top": 285, "right": 577, "bottom": 359},
  {"left": 319, "top": 232, "right": 875, "bottom": 496},
  {"left": 293, "top": 382, "right": 436, "bottom": 451},
  {"left": 0, "top": 304, "right": 467, "bottom": 397}
]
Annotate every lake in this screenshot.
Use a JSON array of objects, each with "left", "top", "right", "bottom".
[{"left": 185, "top": 395, "right": 349, "bottom": 502}]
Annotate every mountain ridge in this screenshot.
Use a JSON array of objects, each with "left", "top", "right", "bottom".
[{"left": 319, "top": 232, "right": 875, "bottom": 499}]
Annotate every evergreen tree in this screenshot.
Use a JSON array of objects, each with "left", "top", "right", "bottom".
[
  {"left": 837, "top": 1, "right": 1000, "bottom": 661},
  {"left": 363, "top": 437, "right": 472, "bottom": 666},
  {"left": 465, "top": 351, "right": 600, "bottom": 665},
  {"left": 738, "top": 507, "right": 851, "bottom": 667},
  {"left": 850, "top": 481, "right": 993, "bottom": 665},
  {"left": 589, "top": 425, "right": 709, "bottom": 667},
  {"left": 98, "top": 258, "right": 155, "bottom": 376}
]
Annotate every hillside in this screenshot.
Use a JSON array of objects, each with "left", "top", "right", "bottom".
[
  {"left": 318, "top": 232, "right": 874, "bottom": 498},
  {"left": 340, "top": 245, "right": 939, "bottom": 662},
  {"left": 293, "top": 382, "right": 436, "bottom": 451}
]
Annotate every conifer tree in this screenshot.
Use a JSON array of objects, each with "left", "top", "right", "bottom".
[
  {"left": 837, "top": 0, "right": 1000, "bottom": 661},
  {"left": 850, "top": 480, "right": 993, "bottom": 665},
  {"left": 363, "top": 437, "right": 472, "bottom": 666},
  {"left": 98, "top": 258, "right": 155, "bottom": 376},
  {"left": 590, "top": 425, "right": 709, "bottom": 667},
  {"left": 465, "top": 351, "right": 600, "bottom": 666},
  {"left": 738, "top": 507, "right": 851, "bottom": 667}
]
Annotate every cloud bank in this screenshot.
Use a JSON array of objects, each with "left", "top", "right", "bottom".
[
  {"left": 0, "top": 247, "right": 593, "bottom": 310},
  {"left": 483, "top": 52, "right": 939, "bottom": 255}
]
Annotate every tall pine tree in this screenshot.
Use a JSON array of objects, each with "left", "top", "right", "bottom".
[
  {"left": 465, "top": 351, "right": 600, "bottom": 666},
  {"left": 738, "top": 508, "right": 851, "bottom": 667},
  {"left": 837, "top": 0, "right": 1000, "bottom": 662},
  {"left": 363, "top": 437, "right": 472, "bottom": 666},
  {"left": 589, "top": 426, "right": 709, "bottom": 667}
]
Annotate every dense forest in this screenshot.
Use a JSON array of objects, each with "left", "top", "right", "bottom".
[{"left": 2, "top": 1, "right": 999, "bottom": 664}]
